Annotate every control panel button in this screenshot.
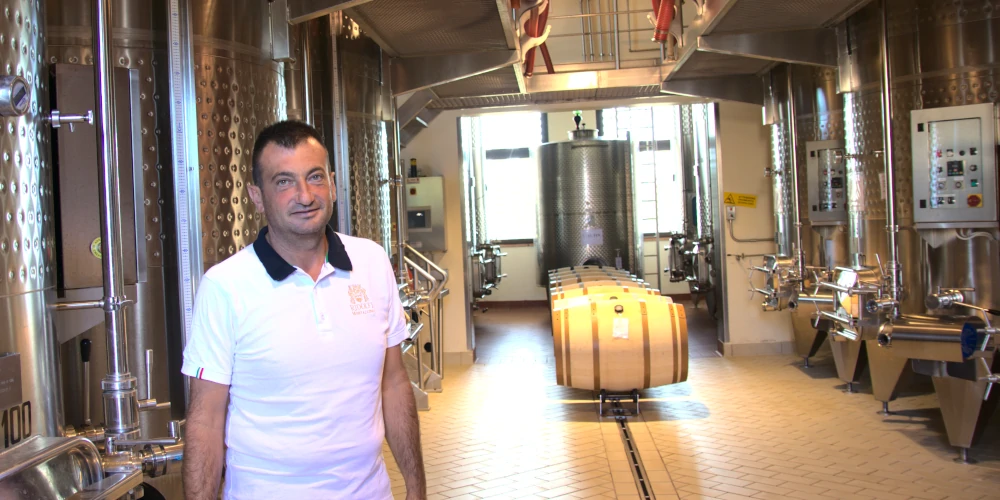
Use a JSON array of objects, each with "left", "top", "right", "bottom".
[
  {"left": 967, "top": 194, "right": 983, "bottom": 207},
  {"left": 971, "top": 179, "right": 979, "bottom": 188},
  {"left": 937, "top": 182, "right": 945, "bottom": 189},
  {"left": 970, "top": 164, "right": 978, "bottom": 172},
  {"left": 971, "top": 147, "right": 978, "bottom": 156},
  {"left": 955, "top": 181, "right": 963, "bottom": 189}
]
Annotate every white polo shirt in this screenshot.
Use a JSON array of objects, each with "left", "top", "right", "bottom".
[{"left": 181, "top": 226, "right": 409, "bottom": 500}]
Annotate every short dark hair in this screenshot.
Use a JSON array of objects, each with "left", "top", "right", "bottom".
[{"left": 251, "top": 120, "right": 326, "bottom": 186}]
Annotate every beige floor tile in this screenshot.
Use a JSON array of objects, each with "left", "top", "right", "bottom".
[{"left": 384, "top": 307, "right": 1000, "bottom": 500}]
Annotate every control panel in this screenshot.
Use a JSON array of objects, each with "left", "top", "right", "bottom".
[
  {"left": 806, "top": 140, "right": 848, "bottom": 225},
  {"left": 406, "top": 176, "right": 447, "bottom": 252},
  {"left": 912, "top": 103, "right": 997, "bottom": 226}
]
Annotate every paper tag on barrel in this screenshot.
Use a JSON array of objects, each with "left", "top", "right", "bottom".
[
  {"left": 581, "top": 227, "right": 604, "bottom": 245},
  {"left": 613, "top": 318, "right": 629, "bottom": 339}
]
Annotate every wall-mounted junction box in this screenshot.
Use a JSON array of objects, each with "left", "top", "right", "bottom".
[
  {"left": 806, "top": 140, "right": 848, "bottom": 226},
  {"left": 406, "top": 176, "right": 447, "bottom": 252},
  {"left": 912, "top": 103, "right": 998, "bottom": 227}
]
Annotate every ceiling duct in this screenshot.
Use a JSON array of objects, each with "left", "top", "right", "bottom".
[{"left": 661, "top": 0, "right": 869, "bottom": 104}]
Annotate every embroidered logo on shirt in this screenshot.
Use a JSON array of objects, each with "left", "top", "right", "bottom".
[{"left": 348, "top": 284, "right": 375, "bottom": 315}]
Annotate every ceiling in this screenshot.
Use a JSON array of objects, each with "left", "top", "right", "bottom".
[{"left": 288, "top": 0, "right": 873, "bottom": 143}]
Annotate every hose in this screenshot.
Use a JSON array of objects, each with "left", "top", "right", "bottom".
[{"left": 651, "top": 0, "right": 674, "bottom": 43}]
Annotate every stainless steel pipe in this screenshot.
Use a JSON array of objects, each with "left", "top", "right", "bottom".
[
  {"left": 786, "top": 70, "right": 805, "bottom": 291},
  {"left": 878, "top": 0, "right": 901, "bottom": 309},
  {"left": 612, "top": 6, "right": 621, "bottom": 70},
  {"left": 93, "top": 0, "right": 138, "bottom": 438},
  {"left": 391, "top": 98, "right": 406, "bottom": 281},
  {"left": 880, "top": 331, "right": 962, "bottom": 345},
  {"left": 877, "top": 319, "right": 962, "bottom": 346},
  {"left": 876, "top": 317, "right": 970, "bottom": 347},
  {"left": 53, "top": 300, "right": 105, "bottom": 311},
  {"left": 788, "top": 293, "right": 834, "bottom": 310},
  {"left": 301, "top": 27, "right": 313, "bottom": 126}
]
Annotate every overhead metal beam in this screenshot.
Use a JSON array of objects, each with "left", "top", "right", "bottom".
[
  {"left": 697, "top": 29, "right": 838, "bottom": 67},
  {"left": 390, "top": 50, "right": 518, "bottom": 96},
  {"left": 495, "top": 0, "right": 517, "bottom": 50},
  {"left": 396, "top": 89, "right": 437, "bottom": 128},
  {"left": 661, "top": 75, "right": 763, "bottom": 105},
  {"left": 525, "top": 66, "right": 668, "bottom": 93},
  {"left": 288, "top": 0, "right": 375, "bottom": 24}
]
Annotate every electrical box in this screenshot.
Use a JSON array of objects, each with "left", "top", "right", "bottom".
[
  {"left": 406, "top": 176, "right": 447, "bottom": 252},
  {"left": 912, "top": 103, "right": 998, "bottom": 226},
  {"left": 806, "top": 140, "right": 848, "bottom": 226}
]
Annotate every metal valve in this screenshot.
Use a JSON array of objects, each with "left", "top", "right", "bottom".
[
  {"left": 866, "top": 297, "right": 897, "bottom": 314},
  {"left": 926, "top": 289, "right": 968, "bottom": 310},
  {"left": 48, "top": 109, "right": 94, "bottom": 132}
]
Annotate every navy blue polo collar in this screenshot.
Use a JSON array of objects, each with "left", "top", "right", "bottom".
[{"left": 253, "top": 225, "right": 353, "bottom": 281}]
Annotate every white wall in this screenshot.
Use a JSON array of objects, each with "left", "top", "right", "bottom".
[
  {"left": 398, "top": 102, "right": 794, "bottom": 359},
  {"left": 484, "top": 245, "right": 547, "bottom": 301},
  {"left": 716, "top": 101, "right": 794, "bottom": 356},
  {"left": 547, "top": 109, "right": 596, "bottom": 139},
  {"left": 400, "top": 111, "right": 472, "bottom": 359}
]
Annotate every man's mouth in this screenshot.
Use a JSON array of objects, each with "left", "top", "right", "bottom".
[{"left": 292, "top": 207, "right": 320, "bottom": 217}]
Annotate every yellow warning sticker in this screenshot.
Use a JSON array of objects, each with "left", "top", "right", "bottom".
[
  {"left": 723, "top": 192, "right": 757, "bottom": 208},
  {"left": 90, "top": 237, "right": 102, "bottom": 259}
]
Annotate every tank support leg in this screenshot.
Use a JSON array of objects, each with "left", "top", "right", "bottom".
[
  {"left": 878, "top": 401, "right": 892, "bottom": 416},
  {"left": 954, "top": 448, "right": 976, "bottom": 465}
]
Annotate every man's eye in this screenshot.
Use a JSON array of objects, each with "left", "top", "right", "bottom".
[{"left": 276, "top": 179, "right": 290, "bottom": 186}]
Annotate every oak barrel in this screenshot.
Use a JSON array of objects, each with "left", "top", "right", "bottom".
[
  {"left": 551, "top": 296, "right": 689, "bottom": 391},
  {"left": 549, "top": 280, "right": 649, "bottom": 298},
  {"left": 549, "top": 285, "right": 664, "bottom": 308},
  {"left": 548, "top": 269, "right": 635, "bottom": 281},
  {"left": 549, "top": 265, "right": 629, "bottom": 275},
  {"left": 548, "top": 274, "right": 645, "bottom": 288}
]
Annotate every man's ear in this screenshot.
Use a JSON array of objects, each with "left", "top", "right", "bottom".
[{"left": 248, "top": 184, "right": 265, "bottom": 213}]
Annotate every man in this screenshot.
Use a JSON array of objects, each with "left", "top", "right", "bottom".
[{"left": 181, "top": 120, "right": 426, "bottom": 499}]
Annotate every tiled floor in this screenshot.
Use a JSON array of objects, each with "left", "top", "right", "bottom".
[{"left": 385, "top": 303, "right": 1000, "bottom": 499}]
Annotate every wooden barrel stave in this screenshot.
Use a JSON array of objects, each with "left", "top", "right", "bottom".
[{"left": 549, "top": 285, "right": 664, "bottom": 304}]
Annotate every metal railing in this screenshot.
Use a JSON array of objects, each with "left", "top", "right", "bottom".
[
  {"left": 403, "top": 244, "right": 449, "bottom": 384},
  {"left": 535, "top": 0, "right": 670, "bottom": 71}
]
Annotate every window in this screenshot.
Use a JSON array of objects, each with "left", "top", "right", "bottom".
[
  {"left": 478, "top": 112, "right": 544, "bottom": 241},
  {"left": 466, "top": 107, "right": 682, "bottom": 242},
  {"left": 603, "top": 105, "right": 684, "bottom": 235}
]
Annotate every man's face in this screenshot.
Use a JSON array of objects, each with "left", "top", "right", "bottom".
[{"left": 248, "top": 138, "right": 335, "bottom": 237}]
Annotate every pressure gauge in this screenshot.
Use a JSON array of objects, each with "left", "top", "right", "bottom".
[{"left": 0, "top": 76, "right": 29, "bottom": 116}]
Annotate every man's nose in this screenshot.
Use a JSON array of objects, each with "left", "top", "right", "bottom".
[{"left": 294, "top": 181, "right": 316, "bottom": 205}]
